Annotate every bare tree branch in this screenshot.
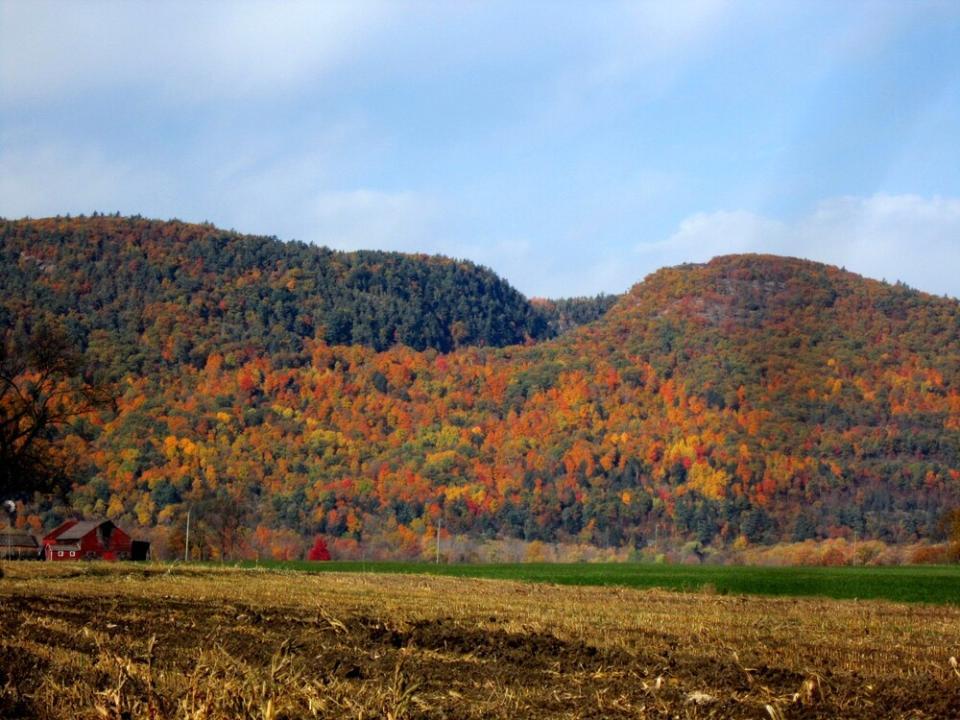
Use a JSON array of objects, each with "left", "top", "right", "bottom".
[{"left": 0, "top": 325, "right": 115, "bottom": 497}]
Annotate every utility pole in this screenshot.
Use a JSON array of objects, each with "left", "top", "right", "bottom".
[
  {"left": 184, "top": 508, "right": 191, "bottom": 563},
  {"left": 436, "top": 518, "right": 442, "bottom": 564}
]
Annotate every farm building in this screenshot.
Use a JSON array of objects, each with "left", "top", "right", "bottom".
[
  {"left": 42, "top": 519, "right": 149, "bottom": 561},
  {"left": 0, "top": 529, "right": 41, "bottom": 559}
]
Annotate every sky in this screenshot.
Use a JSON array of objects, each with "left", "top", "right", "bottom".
[{"left": 2, "top": 1, "right": 960, "bottom": 299}]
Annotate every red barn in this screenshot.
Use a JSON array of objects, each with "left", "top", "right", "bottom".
[{"left": 42, "top": 519, "right": 135, "bottom": 561}]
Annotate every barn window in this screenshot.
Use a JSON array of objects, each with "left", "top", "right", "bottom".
[
  {"left": 69, "top": 551, "right": 76, "bottom": 557},
  {"left": 57, "top": 551, "right": 63, "bottom": 557}
]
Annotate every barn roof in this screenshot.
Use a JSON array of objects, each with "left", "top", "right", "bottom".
[
  {"left": 48, "top": 543, "right": 81, "bottom": 552},
  {"left": 43, "top": 519, "right": 78, "bottom": 543},
  {"left": 57, "top": 520, "right": 111, "bottom": 541},
  {"left": 0, "top": 530, "right": 38, "bottom": 548}
]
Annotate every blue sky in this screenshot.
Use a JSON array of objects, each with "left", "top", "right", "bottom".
[{"left": 2, "top": 1, "right": 960, "bottom": 298}]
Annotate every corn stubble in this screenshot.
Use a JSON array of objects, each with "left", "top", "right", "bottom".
[{"left": 1, "top": 563, "right": 958, "bottom": 719}]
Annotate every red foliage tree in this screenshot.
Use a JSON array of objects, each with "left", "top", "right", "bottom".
[{"left": 307, "top": 536, "right": 331, "bottom": 561}]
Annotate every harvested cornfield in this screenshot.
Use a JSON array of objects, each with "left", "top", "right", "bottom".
[{"left": 1, "top": 562, "right": 959, "bottom": 718}]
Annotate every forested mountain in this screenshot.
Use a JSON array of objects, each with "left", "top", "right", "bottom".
[
  {"left": 531, "top": 294, "right": 620, "bottom": 336},
  {"left": 4, "top": 217, "right": 960, "bottom": 559},
  {"left": 0, "top": 215, "right": 560, "bottom": 376}
]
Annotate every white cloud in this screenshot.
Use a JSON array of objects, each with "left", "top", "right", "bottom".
[
  {"left": 564, "top": 0, "right": 737, "bottom": 97},
  {"left": 617, "top": 0, "right": 732, "bottom": 64},
  {"left": 636, "top": 194, "right": 960, "bottom": 298},
  {"left": 486, "top": 243, "right": 642, "bottom": 300},
  {"left": 0, "top": 134, "right": 138, "bottom": 217},
  {"left": 0, "top": 0, "right": 391, "bottom": 105},
  {"left": 308, "top": 189, "right": 441, "bottom": 254}
]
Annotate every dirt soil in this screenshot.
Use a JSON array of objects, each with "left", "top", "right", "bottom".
[{"left": 1, "top": 563, "right": 959, "bottom": 718}]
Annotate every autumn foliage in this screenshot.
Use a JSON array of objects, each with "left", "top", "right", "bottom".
[
  {"left": 4, "top": 217, "right": 960, "bottom": 559},
  {"left": 307, "top": 537, "right": 331, "bottom": 561}
]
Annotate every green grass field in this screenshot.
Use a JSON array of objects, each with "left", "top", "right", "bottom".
[{"left": 238, "top": 560, "right": 960, "bottom": 605}]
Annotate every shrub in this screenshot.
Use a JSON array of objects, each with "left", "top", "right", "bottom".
[
  {"left": 307, "top": 536, "right": 331, "bottom": 561},
  {"left": 910, "top": 544, "right": 947, "bottom": 565}
]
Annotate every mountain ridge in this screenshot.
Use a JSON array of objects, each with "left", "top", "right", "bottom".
[
  {"left": 0, "top": 214, "right": 591, "bottom": 372},
  {"left": 3, "top": 217, "right": 959, "bottom": 558}
]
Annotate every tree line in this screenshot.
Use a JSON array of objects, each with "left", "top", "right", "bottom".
[{"left": 3, "top": 220, "right": 960, "bottom": 560}]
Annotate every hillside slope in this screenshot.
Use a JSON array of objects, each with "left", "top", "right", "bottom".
[
  {"left": 0, "top": 215, "right": 556, "bottom": 372},
  {"left": 4, "top": 220, "right": 960, "bottom": 557},
  {"left": 566, "top": 255, "right": 960, "bottom": 541}
]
